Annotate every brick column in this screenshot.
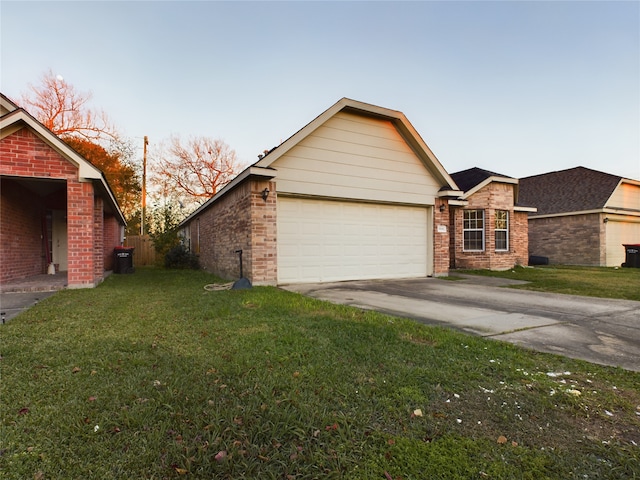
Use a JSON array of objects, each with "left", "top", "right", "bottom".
[
  {"left": 93, "top": 196, "right": 104, "bottom": 284},
  {"left": 67, "top": 180, "right": 95, "bottom": 288},
  {"left": 249, "top": 180, "right": 277, "bottom": 285},
  {"left": 433, "top": 199, "right": 450, "bottom": 276}
]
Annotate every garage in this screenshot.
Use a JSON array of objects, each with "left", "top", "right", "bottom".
[
  {"left": 606, "top": 217, "right": 640, "bottom": 267},
  {"left": 277, "top": 197, "right": 429, "bottom": 283},
  {"left": 178, "top": 98, "right": 459, "bottom": 285}
]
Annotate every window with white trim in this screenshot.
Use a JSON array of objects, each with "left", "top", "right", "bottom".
[
  {"left": 463, "top": 210, "right": 484, "bottom": 251},
  {"left": 495, "top": 210, "right": 509, "bottom": 251}
]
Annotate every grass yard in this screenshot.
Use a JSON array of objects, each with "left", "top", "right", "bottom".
[
  {"left": 1, "top": 268, "right": 639, "bottom": 479},
  {"left": 458, "top": 265, "right": 640, "bottom": 301}
]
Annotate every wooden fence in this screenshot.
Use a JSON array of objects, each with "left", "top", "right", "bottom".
[{"left": 124, "top": 235, "right": 156, "bottom": 266}]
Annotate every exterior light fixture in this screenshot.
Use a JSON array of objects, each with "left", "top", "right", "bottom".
[
  {"left": 439, "top": 204, "right": 446, "bottom": 213},
  {"left": 261, "top": 188, "right": 269, "bottom": 201}
]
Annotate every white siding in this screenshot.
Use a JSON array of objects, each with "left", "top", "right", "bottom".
[
  {"left": 606, "top": 183, "right": 640, "bottom": 211},
  {"left": 606, "top": 217, "right": 640, "bottom": 267},
  {"left": 278, "top": 198, "right": 429, "bottom": 284},
  {"left": 271, "top": 112, "right": 441, "bottom": 205}
]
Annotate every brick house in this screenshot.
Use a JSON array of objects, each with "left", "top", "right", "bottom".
[
  {"left": 448, "top": 168, "right": 536, "bottom": 270},
  {"left": 519, "top": 166, "right": 640, "bottom": 267},
  {"left": 179, "top": 98, "right": 467, "bottom": 285},
  {"left": 1, "top": 93, "right": 126, "bottom": 288}
]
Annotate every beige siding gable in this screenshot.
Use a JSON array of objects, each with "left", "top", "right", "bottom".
[
  {"left": 606, "top": 182, "right": 640, "bottom": 212},
  {"left": 271, "top": 111, "right": 442, "bottom": 205}
]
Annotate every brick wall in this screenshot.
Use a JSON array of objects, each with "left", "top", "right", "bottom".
[
  {"left": 451, "top": 182, "right": 529, "bottom": 270},
  {"left": 103, "top": 214, "right": 122, "bottom": 271},
  {"left": 67, "top": 181, "right": 96, "bottom": 288},
  {"left": 249, "top": 180, "right": 277, "bottom": 285},
  {"left": 0, "top": 179, "right": 45, "bottom": 282},
  {"left": 528, "top": 213, "right": 603, "bottom": 265},
  {"left": 0, "top": 127, "right": 109, "bottom": 288},
  {"left": 189, "top": 178, "right": 278, "bottom": 285},
  {"left": 433, "top": 199, "right": 450, "bottom": 275}
]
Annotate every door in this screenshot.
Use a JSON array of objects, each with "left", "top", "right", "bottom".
[
  {"left": 277, "top": 197, "right": 429, "bottom": 283},
  {"left": 52, "top": 210, "right": 68, "bottom": 271}
]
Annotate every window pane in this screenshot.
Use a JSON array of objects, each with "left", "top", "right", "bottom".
[
  {"left": 494, "top": 210, "right": 508, "bottom": 251},
  {"left": 463, "top": 210, "right": 484, "bottom": 251}
]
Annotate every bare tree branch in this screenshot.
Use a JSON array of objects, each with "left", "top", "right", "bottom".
[
  {"left": 153, "top": 135, "right": 242, "bottom": 209},
  {"left": 21, "top": 69, "right": 119, "bottom": 142}
]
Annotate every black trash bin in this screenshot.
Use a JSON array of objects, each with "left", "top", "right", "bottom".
[
  {"left": 114, "top": 246, "right": 135, "bottom": 274},
  {"left": 622, "top": 244, "right": 640, "bottom": 268}
]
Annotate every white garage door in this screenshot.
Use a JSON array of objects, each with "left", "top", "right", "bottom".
[
  {"left": 606, "top": 220, "right": 640, "bottom": 267},
  {"left": 277, "top": 198, "right": 429, "bottom": 284}
]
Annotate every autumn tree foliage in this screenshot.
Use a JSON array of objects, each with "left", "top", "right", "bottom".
[
  {"left": 21, "top": 69, "right": 119, "bottom": 142},
  {"left": 21, "top": 70, "right": 141, "bottom": 233},
  {"left": 153, "top": 135, "right": 242, "bottom": 210},
  {"left": 65, "top": 137, "right": 141, "bottom": 225}
]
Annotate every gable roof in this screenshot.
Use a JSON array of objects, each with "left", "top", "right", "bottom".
[
  {"left": 518, "top": 166, "right": 622, "bottom": 216},
  {"left": 254, "top": 98, "right": 460, "bottom": 191},
  {"left": 180, "top": 98, "right": 462, "bottom": 227},
  {"left": 0, "top": 92, "right": 126, "bottom": 225},
  {"left": 450, "top": 167, "right": 514, "bottom": 193}
]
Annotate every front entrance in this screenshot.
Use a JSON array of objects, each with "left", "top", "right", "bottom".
[{"left": 52, "top": 210, "right": 68, "bottom": 271}]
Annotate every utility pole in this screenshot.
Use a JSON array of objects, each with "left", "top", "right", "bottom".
[{"left": 141, "top": 136, "right": 148, "bottom": 235}]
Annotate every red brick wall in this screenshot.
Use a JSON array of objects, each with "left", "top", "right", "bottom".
[
  {"left": 67, "top": 180, "right": 96, "bottom": 287},
  {"left": 1, "top": 127, "right": 111, "bottom": 288},
  {"left": 0, "top": 128, "right": 78, "bottom": 178},
  {"left": 0, "top": 179, "right": 45, "bottom": 282},
  {"left": 451, "top": 182, "right": 529, "bottom": 270},
  {"left": 93, "top": 196, "right": 104, "bottom": 283},
  {"left": 187, "top": 178, "right": 278, "bottom": 285},
  {"left": 103, "top": 214, "right": 121, "bottom": 271},
  {"left": 433, "top": 199, "right": 450, "bottom": 275}
]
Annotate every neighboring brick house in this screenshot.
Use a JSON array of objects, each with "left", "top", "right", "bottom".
[
  {"left": 448, "top": 168, "right": 536, "bottom": 270},
  {"left": 179, "top": 98, "right": 465, "bottom": 285},
  {"left": 1, "top": 93, "right": 126, "bottom": 288},
  {"left": 519, "top": 166, "right": 640, "bottom": 267}
]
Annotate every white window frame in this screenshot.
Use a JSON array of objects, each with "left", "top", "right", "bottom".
[
  {"left": 463, "top": 209, "right": 484, "bottom": 252},
  {"left": 495, "top": 210, "right": 509, "bottom": 252}
]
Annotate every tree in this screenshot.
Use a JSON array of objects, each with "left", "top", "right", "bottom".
[
  {"left": 153, "top": 135, "right": 242, "bottom": 210},
  {"left": 21, "top": 70, "right": 142, "bottom": 233},
  {"left": 21, "top": 69, "right": 119, "bottom": 142},
  {"left": 64, "top": 137, "right": 141, "bottom": 229}
]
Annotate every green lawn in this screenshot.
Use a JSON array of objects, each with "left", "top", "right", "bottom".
[
  {"left": 1, "top": 268, "right": 639, "bottom": 479},
  {"left": 458, "top": 265, "right": 640, "bottom": 301}
]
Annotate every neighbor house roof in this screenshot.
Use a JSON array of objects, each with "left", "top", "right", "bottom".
[
  {"left": 449, "top": 167, "right": 536, "bottom": 212},
  {"left": 519, "top": 166, "right": 623, "bottom": 216},
  {"left": 0, "top": 93, "right": 126, "bottom": 225},
  {"left": 180, "top": 97, "right": 463, "bottom": 227},
  {"left": 450, "top": 167, "right": 514, "bottom": 193}
]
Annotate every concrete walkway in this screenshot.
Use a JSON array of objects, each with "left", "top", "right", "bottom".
[
  {"left": 282, "top": 275, "right": 640, "bottom": 372},
  {"left": 0, "top": 273, "right": 67, "bottom": 323}
]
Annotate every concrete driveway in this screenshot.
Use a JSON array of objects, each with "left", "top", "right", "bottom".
[{"left": 282, "top": 275, "right": 640, "bottom": 372}]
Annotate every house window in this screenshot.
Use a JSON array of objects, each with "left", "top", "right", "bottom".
[
  {"left": 463, "top": 210, "right": 484, "bottom": 251},
  {"left": 495, "top": 210, "right": 509, "bottom": 251}
]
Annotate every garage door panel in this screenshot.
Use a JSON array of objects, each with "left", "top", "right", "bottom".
[{"left": 278, "top": 198, "right": 429, "bottom": 283}]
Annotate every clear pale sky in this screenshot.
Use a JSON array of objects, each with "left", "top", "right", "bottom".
[{"left": 2, "top": 1, "right": 639, "bottom": 180}]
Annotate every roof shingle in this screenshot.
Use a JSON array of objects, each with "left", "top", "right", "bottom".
[
  {"left": 450, "top": 167, "right": 513, "bottom": 192},
  {"left": 518, "top": 166, "right": 621, "bottom": 216}
]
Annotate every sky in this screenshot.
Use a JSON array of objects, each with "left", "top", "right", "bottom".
[{"left": 1, "top": 0, "right": 639, "bottom": 181}]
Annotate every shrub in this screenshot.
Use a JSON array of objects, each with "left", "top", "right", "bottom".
[{"left": 164, "top": 244, "right": 199, "bottom": 269}]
